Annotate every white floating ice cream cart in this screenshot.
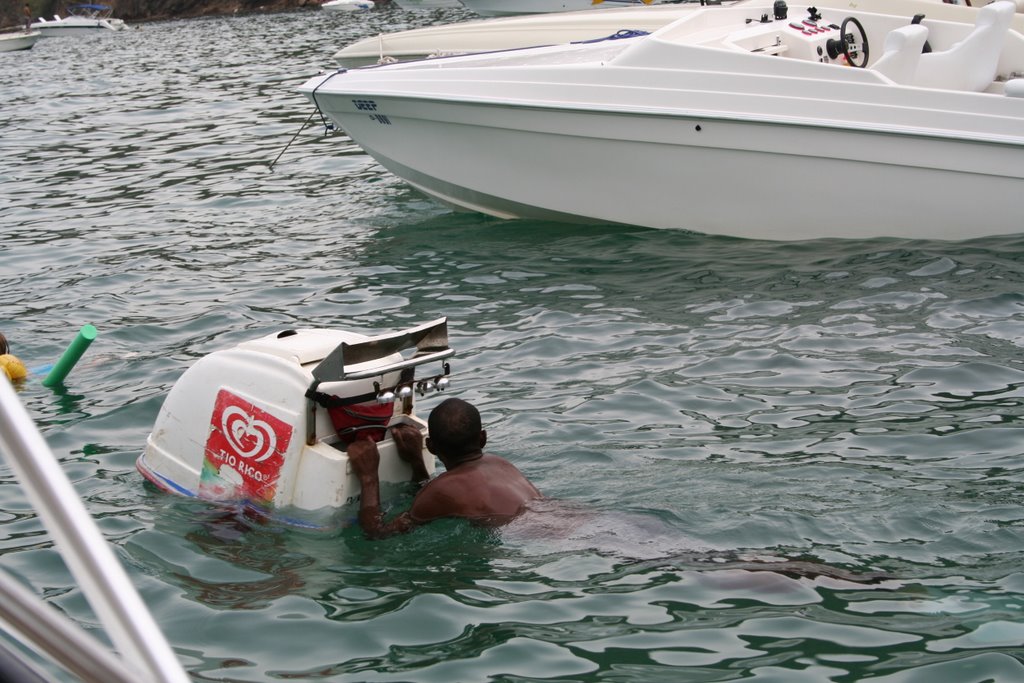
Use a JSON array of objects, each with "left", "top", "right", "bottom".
[{"left": 138, "top": 318, "right": 454, "bottom": 529}]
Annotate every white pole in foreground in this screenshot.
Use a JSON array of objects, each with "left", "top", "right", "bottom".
[{"left": 0, "top": 378, "right": 190, "bottom": 683}]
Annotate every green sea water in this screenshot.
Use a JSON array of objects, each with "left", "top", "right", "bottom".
[{"left": 2, "top": 6, "right": 1024, "bottom": 681}]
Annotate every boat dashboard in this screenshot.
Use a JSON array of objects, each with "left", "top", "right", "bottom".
[
  {"left": 649, "top": 3, "right": 912, "bottom": 66},
  {"left": 722, "top": 10, "right": 849, "bottom": 65}
]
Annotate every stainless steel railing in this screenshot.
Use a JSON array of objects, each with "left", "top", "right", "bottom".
[{"left": 0, "top": 378, "right": 190, "bottom": 683}]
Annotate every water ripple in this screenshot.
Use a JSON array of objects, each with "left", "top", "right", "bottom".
[{"left": 3, "top": 8, "right": 1024, "bottom": 682}]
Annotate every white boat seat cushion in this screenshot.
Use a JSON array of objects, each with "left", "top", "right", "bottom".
[
  {"left": 870, "top": 24, "right": 929, "bottom": 84},
  {"left": 914, "top": 1, "right": 1016, "bottom": 92}
]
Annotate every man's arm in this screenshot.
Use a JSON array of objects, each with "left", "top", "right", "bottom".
[{"left": 347, "top": 438, "right": 420, "bottom": 539}]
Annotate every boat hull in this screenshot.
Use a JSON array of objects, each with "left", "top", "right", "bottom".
[
  {"left": 393, "top": 0, "right": 463, "bottom": 9},
  {"left": 31, "top": 19, "right": 125, "bottom": 36},
  {"left": 305, "top": 75, "right": 1023, "bottom": 240},
  {"left": 0, "top": 31, "right": 40, "bottom": 51},
  {"left": 322, "top": 0, "right": 375, "bottom": 11}
]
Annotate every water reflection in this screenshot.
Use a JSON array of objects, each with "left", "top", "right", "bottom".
[{"left": 4, "top": 8, "right": 1024, "bottom": 682}]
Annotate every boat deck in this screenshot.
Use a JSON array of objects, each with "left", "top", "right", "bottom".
[{"left": 614, "top": 2, "right": 1024, "bottom": 93}]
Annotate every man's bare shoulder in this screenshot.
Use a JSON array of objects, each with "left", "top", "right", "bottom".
[
  {"left": 476, "top": 454, "right": 542, "bottom": 495},
  {"left": 408, "top": 453, "right": 540, "bottom": 524}
]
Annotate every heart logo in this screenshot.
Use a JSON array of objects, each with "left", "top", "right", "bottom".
[{"left": 221, "top": 406, "right": 277, "bottom": 463}]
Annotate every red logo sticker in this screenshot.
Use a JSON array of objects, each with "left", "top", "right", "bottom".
[{"left": 201, "top": 389, "right": 292, "bottom": 504}]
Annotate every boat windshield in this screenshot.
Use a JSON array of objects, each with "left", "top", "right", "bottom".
[{"left": 68, "top": 4, "right": 112, "bottom": 17}]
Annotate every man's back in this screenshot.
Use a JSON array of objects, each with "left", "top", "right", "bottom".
[{"left": 410, "top": 454, "right": 541, "bottom": 525}]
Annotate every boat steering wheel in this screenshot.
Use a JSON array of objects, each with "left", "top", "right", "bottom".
[{"left": 826, "top": 17, "right": 870, "bottom": 68}]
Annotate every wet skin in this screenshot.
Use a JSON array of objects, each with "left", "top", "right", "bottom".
[{"left": 347, "top": 423, "right": 542, "bottom": 539}]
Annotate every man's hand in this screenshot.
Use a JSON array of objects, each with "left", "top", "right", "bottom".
[
  {"left": 350, "top": 432, "right": 420, "bottom": 540},
  {"left": 390, "top": 423, "right": 423, "bottom": 463},
  {"left": 390, "top": 423, "right": 429, "bottom": 483},
  {"left": 347, "top": 438, "right": 380, "bottom": 481}
]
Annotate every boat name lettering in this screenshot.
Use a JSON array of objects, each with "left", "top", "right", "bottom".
[
  {"left": 352, "top": 98, "right": 378, "bottom": 111},
  {"left": 211, "top": 449, "right": 269, "bottom": 483},
  {"left": 369, "top": 114, "right": 392, "bottom": 125}
]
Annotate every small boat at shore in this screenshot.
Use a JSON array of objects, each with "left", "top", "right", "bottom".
[
  {"left": 322, "top": 0, "right": 375, "bottom": 11},
  {"left": 30, "top": 4, "right": 126, "bottom": 36},
  {"left": 138, "top": 319, "right": 454, "bottom": 529},
  {"left": 303, "top": 0, "right": 1024, "bottom": 242},
  {"left": 393, "top": 0, "right": 464, "bottom": 9},
  {"left": 0, "top": 29, "right": 41, "bottom": 52}
]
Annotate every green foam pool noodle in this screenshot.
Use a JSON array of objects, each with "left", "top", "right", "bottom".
[{"left": 43, "top": 324, "right": 97, "bottom": 387}]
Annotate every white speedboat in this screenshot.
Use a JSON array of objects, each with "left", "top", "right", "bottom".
[
  {"left": 393, "top": 0, "right": 464, "bottom": 9},
  {"left": 460, "top": 0, "right": 668, "bottom": 17},
  {"left": 31, "top": 4, "right": 126, "bottom": 36},
  {"left": 335, "top": 0, "right": 1023, "bottom": 65},
  {"left": 138, "top": 319, "right": 454, "bottom": 529},
  {"left": 301, "top": 1, "right": 1024, "bottom": 241},
  {"left": 335, "top": 2, "right": 726, "bottom": 65},
  {"left": 323, "top": 0, "right": 375, "bottom": 11},
  {"left": 0, "top": 29, "right": 41, "bottom": 51}
]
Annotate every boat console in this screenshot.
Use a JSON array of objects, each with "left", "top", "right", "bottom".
[
  {"left": 721, "top": 5, "right": 856, "bottom": 65},
  {"left": 626, "top": 0, "right": 1024, "bottom": 92}
]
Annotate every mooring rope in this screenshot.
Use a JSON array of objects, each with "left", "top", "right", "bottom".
[
  {"left": 268, "top": 70, "right": 348, "bottom": 171},
  {"left": 268, "top": 109, "right": 316, "bottom": 171}
]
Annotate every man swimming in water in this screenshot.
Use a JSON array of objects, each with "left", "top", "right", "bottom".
[{"left": 347, "top": 397, "right": 542, "bottom": 539}]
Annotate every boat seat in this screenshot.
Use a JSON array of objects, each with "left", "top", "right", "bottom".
[
  {"left": 870, "top": 24, "right": 929, "bottom": 85},
  {"left": 913, "top": 1, "right": 1016, "bottom": 92}
]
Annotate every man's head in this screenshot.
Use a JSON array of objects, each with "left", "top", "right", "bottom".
[{"left": 426, "top": 397, "right": 486, "bottom": 463}]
